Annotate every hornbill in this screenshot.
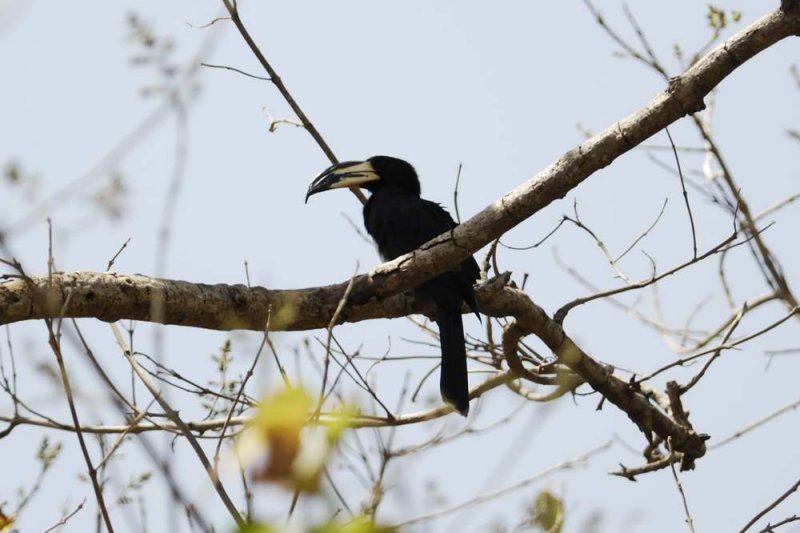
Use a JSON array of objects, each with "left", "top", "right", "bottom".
[{"left": 306, "top": 155, "right": 480, "bottom": 416}]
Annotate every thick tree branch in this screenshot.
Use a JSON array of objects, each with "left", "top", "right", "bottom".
[
  {"left": 0, "top": 271, "right": 429, "bottom": 331},
  {"left": 3, "top": 5, "right": 797, "bottom": 327}
]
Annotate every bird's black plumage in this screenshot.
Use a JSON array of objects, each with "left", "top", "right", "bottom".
[{"left": 306, "top": 156, "right": 480, "bottom": 416}]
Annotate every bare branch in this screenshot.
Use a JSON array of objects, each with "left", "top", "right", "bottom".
[
  {"left": 200, "top": 61, "right": 270, "bottom": 81},
  {"left": 664, "top": 126, "right": 697, "bottom": 258},
  {"left": 740, "top": 478, "right": 800, "bottom": 533},
  {"left": 219, "top": 0, "right": 367, "bottom": 204},
  {"left": 110, "top": 324, "right": 245, "bottom": 528},
  {"left": 390, "top": 441, "right": 612, "bottom": 529}
]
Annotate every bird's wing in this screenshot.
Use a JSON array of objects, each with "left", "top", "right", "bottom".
[
  {"left": 366, "top": 194, "right": 456, "bottom": 257},
  {"left": 365, "top": 192, "right": 480, "bottom": 313},
  {"left": 418, "top": 200, "right": 481, "bottom": 314}
]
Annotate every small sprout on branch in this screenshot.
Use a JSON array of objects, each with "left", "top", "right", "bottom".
[{"left": 707, "top": 6, "right": 742, "bottom": 31}]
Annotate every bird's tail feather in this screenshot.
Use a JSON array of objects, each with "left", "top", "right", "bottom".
[{"left": 437, "top": 308, "right": 470, "bottom": 416}]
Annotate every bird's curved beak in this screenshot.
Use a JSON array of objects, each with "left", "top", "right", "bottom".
[{"left": 305, "top": 160, "right": 380, "bottom": 203}]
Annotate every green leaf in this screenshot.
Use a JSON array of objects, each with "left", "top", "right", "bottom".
[
  {"left": 707, "top": 5, "right": 726, "bottom": 31},
  {"left": 530, "top": 490, "right": 564, "bottom": 533}
]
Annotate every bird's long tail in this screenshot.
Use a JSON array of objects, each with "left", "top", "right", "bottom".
[{"left": 437, "top": 308, "right": 470, "bottom": 416}]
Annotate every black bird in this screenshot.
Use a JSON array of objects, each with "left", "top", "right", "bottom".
[{"left": 306, "top": 156, "right": 480, "bottom": 416}]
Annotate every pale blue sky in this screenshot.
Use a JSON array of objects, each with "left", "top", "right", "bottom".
[{"left": 1, "top": 1, "right": 798, "bottom": 532}]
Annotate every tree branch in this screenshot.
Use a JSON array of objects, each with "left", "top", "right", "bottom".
[{"left": 4, "top": 5, "right": 797, "bottom": 327}]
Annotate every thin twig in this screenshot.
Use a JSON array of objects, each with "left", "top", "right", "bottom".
[
  {"left": 567, "top": 200, "right": 630, "bottom": 283},
  {"left": 612, "top": 453, "right": 680, "bottom": 480},
  {"left": 710, "top": 397, "right": 800, "bottom": 450},
  {"left": 42, "top": 499, "right": 86, "bottom": 533},
  {"left": 220, "top": 0, "right": 366, "bottom": 204},
  {"left": 67, "top": 322, "right": 213, "bottom": 532},
  {"left": 46, "top": 317, "right": 115, "bottom": 531},
  {"left": 39, "top": 226, "right": 116, "bottom": 531},
  {"left": 680, "top": 303, "right": 745, "bottom": 393},
  {"left": 667, "top": 438, "right": 696, "bottom": 533},
  {"left": 105, "top": 237, "right": 131, "bottom": 271},
  {"left": 665, "top": 127, "right": 697, "bottom": 259},
  {"left": 390, "top": 441, "right": 612, "bottom": 528},
  {"left": 453, "top": 162, "right": 463, "bottom": 224},
  {"left": 499, "top": 216, "right": 568, "bottom": 250},
  {"left": 186, "top": 16, "right": 230, "bottom": 29},
  {"left": 636, "top": 306, "right": 799, "bottom": 385},
  {"left": 740, "top": 478, "right": 800, "bottom": 532},
  {"left": 320, "top": 335, "right": 393, "bottom": 417},
  {"left": 622, "top": 3, "right": 668, "bottom": 76},
  {"left": 213, "top": 307, "right": 275, "bottom": 465},
  {"left": 201, "top": 61, "right": 270, "bottom": 81},
  {"left": 555, "top": 230, "right": 742, "bottom": 323},
  {"left": 0, "top": 371, "right": 520, "bottom": 434},
  {"left": 110, "top": 324, "right": 245, "bottom": 528},
  {"left": 613, "top": 198, "right": 668, "bottom": 262},
  {"left": 757, "top": 514, "right": 800, "bottom": 532},
  {"left": 753, "top": 192, "right": 800, "bottom": 222},
  {"left": 96, "top": 408, "right": 152, "bottom": 471}
]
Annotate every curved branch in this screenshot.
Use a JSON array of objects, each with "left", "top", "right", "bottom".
[{"left": 0, "top": 271, "right": 436, "bottom": 330}]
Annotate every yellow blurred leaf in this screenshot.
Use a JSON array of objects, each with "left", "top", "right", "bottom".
[
  {"left": 0, "top": 510, "right": 15, "bottom": 533},
  {"left": 251, "top": 387, "right": 312, "bottom": 484},
  {"left": 236, "top": 523, "right": 275, "bottom": 533},
  {"left": 241, "top": 387, "right": 355, "bottom": 493},
  {"left": 313, "top": 515, "right": 397, "bottom": 533}
]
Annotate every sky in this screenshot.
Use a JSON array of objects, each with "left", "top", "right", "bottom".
[{"left": 1, "top": 1, "right": 799, "bottom": 532}]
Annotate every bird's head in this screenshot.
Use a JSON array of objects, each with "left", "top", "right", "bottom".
[{"left": 305, "top": 155, "right": 420, "bottom": 203}]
